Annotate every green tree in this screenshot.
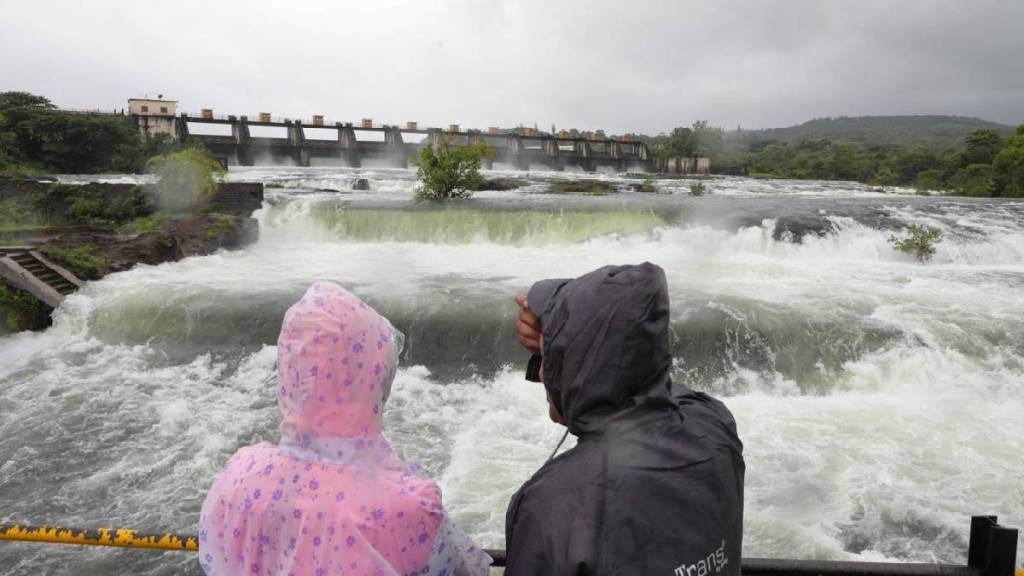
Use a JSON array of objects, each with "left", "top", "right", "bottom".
[
  {"left": 960, "top": 129, "right": 1005, "bottom": 166},
  {"left": 0, "top": 91, "right": 146, "bottom": 174},
  {"left": 914, "top": 169, "right": 947, "bottom": 193},
  {"left": 0, "top": 91, "right": 54, "bottom": 111},
  {"left": 0, "top": 112, "right": 17, "bottom": 173},
  {"left": 948, "top": 164, "right": 994, "bottom": 197},
  {"left": 892, "top": 149, "right": 940, "bottom": 184},
  {"left": 412, "top": 140, "right": 494, "bottom": 200},
  {"left": 991, "top": 125, "right": 1024, "bottom": 197}
]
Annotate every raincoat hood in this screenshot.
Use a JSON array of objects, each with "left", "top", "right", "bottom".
[
  {"left": 507, "top": 265, "right": 744, "bottom": 576},
  {"left": 277, "top": 281, "right": 399, "bottom": 445},
  {"left": 532, "top": 262, "right": 673, "bottom": 435},
  {"left": 199, "top": 282, "right": 491, "bottom": 576}
]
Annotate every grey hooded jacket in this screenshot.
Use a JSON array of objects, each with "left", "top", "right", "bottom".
[{"left": 505, "top": 263, "right": 744, "bottom": 576}]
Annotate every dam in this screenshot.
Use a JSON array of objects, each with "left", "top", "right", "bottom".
[
  {"left": 115, "top": 98, "right": 714, "bottom": 172},
  {"left": 175, "top": 113, "right": 651, "bottom": 171}
]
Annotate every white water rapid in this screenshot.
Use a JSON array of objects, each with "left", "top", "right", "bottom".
[{"left": 2, "top": 167, "right": 1022, "bottom": 574}]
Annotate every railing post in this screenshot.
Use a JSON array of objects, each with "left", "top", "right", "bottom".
[
  {"left": 969, "top": 515, "right": 1020, "bottom": 576},
  {"left": 983, "top": 526, "right": 1018, "bottom": 576},
  {"left": 969, "top": 515, "right": 998, "bottom": 568}
]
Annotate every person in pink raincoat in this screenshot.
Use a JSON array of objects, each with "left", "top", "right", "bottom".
[{"left": 199, "top": 281, "right": 492, "bottom": 576}]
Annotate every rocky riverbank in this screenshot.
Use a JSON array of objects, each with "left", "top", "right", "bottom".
[{"left": 0, "top": 179, "right": 262, "bottom": 332}]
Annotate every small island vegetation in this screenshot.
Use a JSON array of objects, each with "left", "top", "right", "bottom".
[
  {"left": 888, "top": 224, "right": 943, "bottom": 262},
  {"left": 413, "top": 140, "right": 494, "bottom": 200}
]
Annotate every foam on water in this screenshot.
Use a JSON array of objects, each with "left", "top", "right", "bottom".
[{"left": 2, "top": 170, "right": 1023, "bottom": 573}]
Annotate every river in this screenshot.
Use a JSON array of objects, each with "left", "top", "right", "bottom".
[{"left": 1, "top": 167, "right": 1022, "bottom": 574}]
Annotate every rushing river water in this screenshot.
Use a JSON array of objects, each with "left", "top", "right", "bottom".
[{"left": 2, "top": 167, "right": 1023, "bottom": 574}]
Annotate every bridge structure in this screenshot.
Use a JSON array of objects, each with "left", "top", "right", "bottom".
[{"left": 174, "top": 114, "right": 651, "bottom": 172}]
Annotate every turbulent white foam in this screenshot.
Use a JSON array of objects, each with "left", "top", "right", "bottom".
[
  {"left": 385, "top": 366, "right": 571, "bottom": 548},
  {"left": 734, "top": 384, "right": 1024, "bottom": 561},
  {"left": 2, "top": 170, "right": 1023, "bottom": 570}
]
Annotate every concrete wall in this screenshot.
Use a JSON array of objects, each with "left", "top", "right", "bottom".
[
  {"left": 208, "top": 183, "right": 264, "bottom": 216},
  {"left": 129, "top": 99, "right": 178, "bottom": 139},
  {"left": 134, "top": 115, "right": 178, "bottom": 138},
  {"left": 128, "top": 99, "right": 177, "bottom": 116},
  {"left": 653, "top": 157, "right": 711, "bottom": 175}
]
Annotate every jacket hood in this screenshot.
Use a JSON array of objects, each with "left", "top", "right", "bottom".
[
  {"left": 535, "top": 262, "right": 673, "bottom": 435},
  {"left": 276, "top": 281, "right": 400, "bottom": 444}
]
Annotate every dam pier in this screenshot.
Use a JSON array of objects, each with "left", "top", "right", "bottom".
[
  {"left": 176, "top": 114, "right": 651, "bottom": 172},
  {"left": 120, "top": 98, "right": 709, "bottom": 173}
]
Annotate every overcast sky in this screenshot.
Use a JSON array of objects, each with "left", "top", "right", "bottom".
[{"left": 2, "top": 0, "right": 1022, "bottom": 134}]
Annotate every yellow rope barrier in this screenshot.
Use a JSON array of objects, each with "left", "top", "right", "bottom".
[
  {"left": 0, "top": 523, "right": 197, "bottom": 552},
  {"left": 3, "top": 522, "right": 1020, "bottom": 575}
]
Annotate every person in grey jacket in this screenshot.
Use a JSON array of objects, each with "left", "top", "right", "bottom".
[{"left": 507, "top": 262, "right": 745, "bottom": 576}]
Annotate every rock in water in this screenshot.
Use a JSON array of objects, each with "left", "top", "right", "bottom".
[{"left": 352, "top": 178, "right": 370, "bottom": 191}]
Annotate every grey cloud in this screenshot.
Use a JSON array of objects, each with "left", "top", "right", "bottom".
[{"left": 1, "top": 0, "right": 1021, "bottom": 134}]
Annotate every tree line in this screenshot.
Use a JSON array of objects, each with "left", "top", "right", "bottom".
[
  {"left": 0, "top": 91, "right": 180, "bottom": 176},
  {"left": 638, "top": 120, "right": 1024, "bottom": 197},
  {"left": 4, "top": 90, "right": 1022, "bottom": 197}
]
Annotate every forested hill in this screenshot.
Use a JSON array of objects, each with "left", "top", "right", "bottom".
[{"left": 730, "top": 115, "right": 1014, "bottom": 151}]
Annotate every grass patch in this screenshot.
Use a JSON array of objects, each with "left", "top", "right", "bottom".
[
  {"left": 40, "top": 244, "right": 109, "bottom": 279},
  {"left": 118, "top": 213, "right": 177, "bottom": 234},
  {"left": 689, "top": 182, "right": 707, "bottom": 196},
  {"left": 203, "top": 216, "right": 241, "bottom": 239}
]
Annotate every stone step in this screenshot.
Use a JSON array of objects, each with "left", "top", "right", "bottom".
[{"left": 1, "top": 250, "right": 82, "bottom": 304}]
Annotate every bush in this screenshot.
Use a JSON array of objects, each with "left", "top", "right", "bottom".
[
  {"left": 66, "top": 198, "right": 105, "bottom": 222},
  {"left": 413, "top": 140, "right": 494, "bottom": 200},
  {"left": 147, "top": 147, "right": 225, "bottom": 212},
  {"left": 888, "top": 224, "right": 942, "bottom": 262},
  {"left": 106, "top": 185, "right": 153, "bottom": 222},
  {"left": 689, "top": 181, "right": 707, "bottom": 196}
]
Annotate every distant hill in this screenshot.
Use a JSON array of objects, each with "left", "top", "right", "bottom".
[{"left": 730, "top": 115, "right": 1014, "bottom": 151}]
